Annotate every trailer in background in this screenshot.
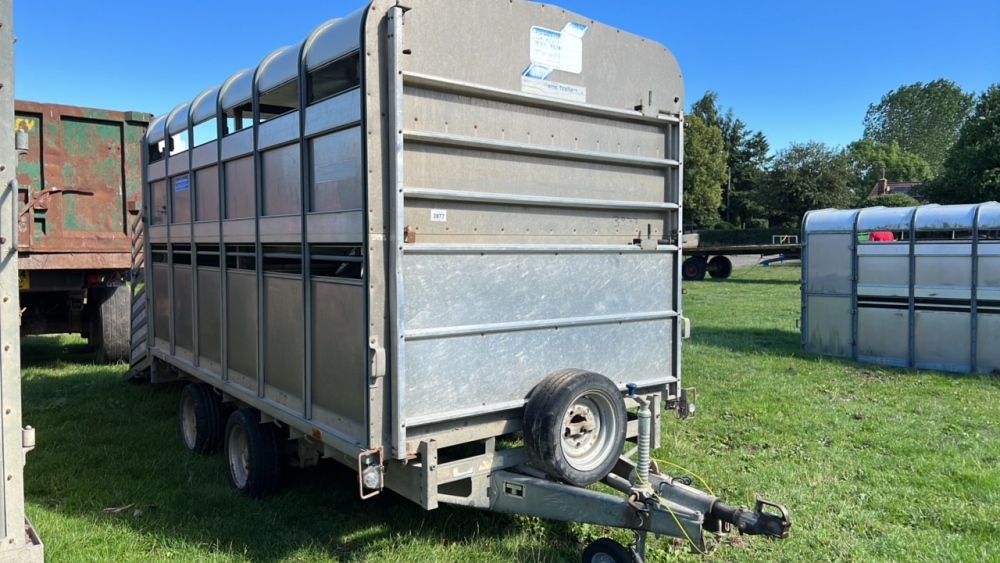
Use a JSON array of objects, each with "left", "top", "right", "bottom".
[
  {"left": 15, "top": 101, "right": 149, "bottom": 361},
  {"left": 802, "top": 203, "right": 1000, "bottom": 373},
  {"left": 680, "top": 232, "right": 800, "bottom": 280},
  {"left": 131, "top": 1, "right": 791, "bottom": 559},
  {"left": 0, "top": 0, "right": 45, "bottom": 559}
]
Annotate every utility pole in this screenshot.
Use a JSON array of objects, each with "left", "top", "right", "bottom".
[
  {"left": 726, "top": 166, "right": 732, "bottom": 224},
  {"left": 0, "top": 1, "right": 44, "bottom": 559}
]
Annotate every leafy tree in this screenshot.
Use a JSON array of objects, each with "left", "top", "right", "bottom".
[
  {"left": 847, "top": 139, "right": 932, "bottom": 188},
  {"left": 863, "top": 79, "right": 975, "bottom": 175},
  {"left": 756, "top": 142, "right": 855, "bottom": 227},
  {"left": 690, "top": 91, "right": 724, "bottom": 130},
  {"left": 728, "top": 131, "right": 771, "bottom": 224},
  {"left": 860, "top": 193, "right": 920, "bottom": 208},
  {"left": 689, "top": 91, "right": 772, "bottom": 225},
  {"left": 923, "top": 84, "right": 1000, "bottom": 204},
  {"left": 683, "top": 114, "right": 726, "bottom": 228}
]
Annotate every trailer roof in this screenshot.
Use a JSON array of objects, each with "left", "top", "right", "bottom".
[
  {"left": 804, "top": 202, "right": 1000, "bottom": 233},
  {"left": 147, "top": 5, "right": 366, "bottom": 145}
]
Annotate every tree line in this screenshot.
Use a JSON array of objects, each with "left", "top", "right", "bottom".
[{"left": 684, "top": 80, "right": 1000, "bottom": 229}]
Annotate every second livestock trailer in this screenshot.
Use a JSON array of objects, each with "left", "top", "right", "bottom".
[
  {"left": 802, "top": 202, "right": 1000, "bottom": 373},
  {"left": 131, "top": 1, "right": 791, "bottom": 559}
]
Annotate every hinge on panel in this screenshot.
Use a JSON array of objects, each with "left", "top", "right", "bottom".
[
  {"left": 634, "top": 90, "right": 660, "bottom": 118},
  {"left": 633, "top": 224, "right": 659, "bottom": 250},
  {"left": 22, "top": 426, "right": 35, "bottom": 455},
  {"left": 369, "top": 336, "right": 386, "bottom": 387}
]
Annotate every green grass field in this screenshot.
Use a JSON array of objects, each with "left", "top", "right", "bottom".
[{"left": 22, "top": 264, "right": 1000, "bottom": 562}]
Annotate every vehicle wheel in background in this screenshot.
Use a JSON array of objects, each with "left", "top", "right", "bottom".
[
  {"left": 708, "top": 255, "right": 733, "bottom": 279},
  {"left": 524, "top": 369, "right": 627, "bottom": 487},
  {"left": 225, "top": 409, "right": 282, "bottom": 498},
  {"left": 582, "top": 538, "right": 633, "bottom": 563},
  {"left": 179, "top": 382, "right": 228, "bottom": 454},
  {"left": 95, "top": 285, "right": 130, "bottom": 362},
  {"left": 682, "top": 257, "right": 707, "bottom": 281}
]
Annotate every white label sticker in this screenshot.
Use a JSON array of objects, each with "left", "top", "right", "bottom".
[
  {"left": 431, "top": 209, "right": 447, "bottom": 222},
  {"left": 521, "top": 76, "right": 587, "bottom": 103},
  {"left": 530, "top": 25, "right": 584, "bottom": 74}
]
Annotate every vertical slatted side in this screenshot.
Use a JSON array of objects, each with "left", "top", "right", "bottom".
[{"left": 129, "top": 213, "right": 151, "bottom": 374}]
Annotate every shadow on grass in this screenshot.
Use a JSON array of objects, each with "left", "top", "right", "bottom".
[
  {"left": 20, "top": 337, "right": 582, "bottom": 562},
  {"left": 21, "top": 335, "right": 96, "bottom": 367},
  {"left": 690, "top": 326, "right": 1000, "bottom": 387},
  {"left": 690, "top": 326, "right": 801, "bottom": 353}
]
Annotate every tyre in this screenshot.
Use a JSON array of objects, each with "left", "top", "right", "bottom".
[
  {"left": 523, "top": 369, "right": 627, "bottom": 487},
  {"left": 95, "top": 285, "right": 130, "bottom": 363},
  {"left": 682, "top": 257, "right": 707, "bottom": 281},
  {"left": 178, "top": 382, "right": 227, "bottom": 454},
  {"left": 708, "top": 255, "right": 733, "bottom": 279},
  {"left": 582, "top": 538, "right": 633, "bottom": 563},
  {"left": 225, "top": 409, "right": 282, "bottom": 498}
]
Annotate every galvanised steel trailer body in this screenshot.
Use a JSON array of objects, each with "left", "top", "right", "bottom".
[
  {"left": 132, "top": 1, "right": 790, "bottom": 558},
  {"left": 802, "top": 203, "right": 1000, "bottom": 373},
  {"left": 14, "top": 100, "right": 149, "bottom": 361},
  {"left": 0, "top": 0, "right": 45, "bottom": 559}
]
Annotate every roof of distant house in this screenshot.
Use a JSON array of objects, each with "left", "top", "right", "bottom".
[{"left": 867, "top": 176, "right": 925, "bottom": 201}]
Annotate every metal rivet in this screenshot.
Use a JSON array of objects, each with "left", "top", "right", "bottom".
[{"left": 3, "top": 346, "right": 8, "bottom": 351}]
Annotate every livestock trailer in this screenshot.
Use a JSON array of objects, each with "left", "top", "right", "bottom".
[
  {"left": 14, "top": 100, "right": 149, "bottom": 361},
  {"left": 802, "top": 203, "right": 1000, "bottom": 373},
  {"left": 0, "top": 0, "right": 45, "bottom": 559},
  {"left": 131, "top": 1, "right": 790, "bottom": 559}
]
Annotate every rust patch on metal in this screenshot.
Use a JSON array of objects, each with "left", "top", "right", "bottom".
[{"left": 13, "top": 100, "right": 151, "bottom": 264}]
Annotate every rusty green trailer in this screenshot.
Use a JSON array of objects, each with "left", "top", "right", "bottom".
[{"left": 14, "top": 100, "right": 150, "bottom": 361}]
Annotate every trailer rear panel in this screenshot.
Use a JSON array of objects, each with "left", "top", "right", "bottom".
[
  {"left": 15, "top": 101, "right": 147, "bottom": 269},
  {"left": 15, "top": 101, "right": 148, "bottom": 348}
]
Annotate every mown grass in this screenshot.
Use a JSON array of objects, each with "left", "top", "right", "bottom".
[{"left": 21, "top": 264, "right": 1000, "bottom": 562}]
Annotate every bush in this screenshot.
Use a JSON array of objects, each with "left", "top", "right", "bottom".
[
  {"left": 712, "top": 221, "right": 735, "bottom": 230},
  {"left": 860, "top": 193, "right": 920, "bottom": 208},
  {"left": 746, "top": 218, "right": 770, "bottom": 229}
]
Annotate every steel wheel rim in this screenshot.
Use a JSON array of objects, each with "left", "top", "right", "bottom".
[
  {"left": 591, "top": 554, "right": 618, "bottom": 563},
  {"left": 180, "top": 394, "right": 198, "bottom": 450},
  {"left": 560, "top": 391, "right": 619, "bottom": 472},
  {"left": 228, "top": 424, "right": 250, "bottom": 488}
]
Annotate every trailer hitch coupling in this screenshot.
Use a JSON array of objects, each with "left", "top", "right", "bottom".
[{"left": 710, "top": 497, "right": 791, "bottom": 539}]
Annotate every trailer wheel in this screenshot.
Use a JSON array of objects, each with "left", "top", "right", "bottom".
[
  {"left": 95, "top": 285, "right": 130, "bottom": 363},
  {"left": 582, "top": 538, "right": 633, "bottom": 563},
  {"left": 524, "top": 369, "right": 626, "bottom": 487},
  {"left": 708, "top": 255, "right": 733, "bottom": 279},
  {"left": 225, "top": 409, "right": 281, "bottom": 498},
  {"left": 179, "top": 382, "right": 227, "bottom": 454},
  {"left": 682, "top": 257, "right": 707, "bottom": 281}
]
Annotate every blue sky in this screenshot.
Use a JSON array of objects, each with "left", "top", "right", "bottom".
[{"left": 12, "top": 0, "right": 999, "bottom": 153}]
